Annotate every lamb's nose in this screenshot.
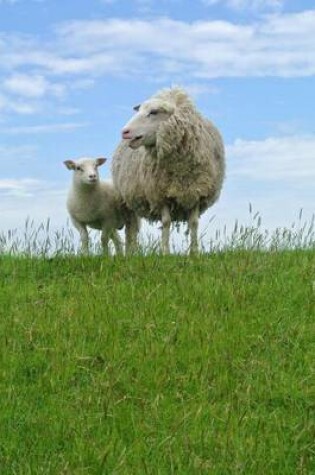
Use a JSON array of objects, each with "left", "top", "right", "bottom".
[
  {"left": 89, "top": 174, "right": 96, "bottom": 179},
  {"left": 122, "top": 128, "right": 132, "bottom": 139}
]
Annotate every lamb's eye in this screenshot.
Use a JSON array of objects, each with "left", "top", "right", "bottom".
[
  {"left": 148, "top": 109, "right": 159, "bottom": 116},
  {"left": 76, "top": 166, "right": 83, "bottom": 172}
]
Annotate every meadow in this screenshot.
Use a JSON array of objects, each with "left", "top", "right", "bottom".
[{"left": 0, "top": 213, "right": 314, "bottom": 474}]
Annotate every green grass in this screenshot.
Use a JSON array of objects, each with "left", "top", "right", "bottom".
[{"left": 0, "top": 250, "right": 314, "bottom": 474}]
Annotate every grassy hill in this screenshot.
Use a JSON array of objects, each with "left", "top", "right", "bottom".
[{"left": 0, "top": 250, "right": 314, "bottom": 474}]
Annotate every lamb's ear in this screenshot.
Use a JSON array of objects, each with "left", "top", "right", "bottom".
[
  {"left": 64, "top": 160, "right": 76, "bottom": 170},
  {"left": 133, "top": 104, "right": 141, "bottom": 112},
  {"left": 95, "top": 158, "right": 107, "bottom": 167}
]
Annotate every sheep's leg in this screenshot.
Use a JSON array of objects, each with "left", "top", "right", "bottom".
[
  {"left": 188, "top": 205, "right": 199, "bottom": 255},
  {"left": 111, "top": 230, "right": 123, "bottom": 255},
  {"left": 125, "top": 212, "right": 139, "bottom": 254},
  {"left": 161, "top": 205, "right": 171, "bottom": 254},
  {"left": 101, "top": 228, "right": 110, "bottom": 256},
  {"left": 71, "top": 218, "right": 89, "bottom": 254}
]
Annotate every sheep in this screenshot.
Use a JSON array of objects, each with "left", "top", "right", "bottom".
[
  {"left": 64, "top": 157, "right": 127, "bottom": 255},
  {"left": 111, "top": 87, "right": 225, "bottom": 254}
]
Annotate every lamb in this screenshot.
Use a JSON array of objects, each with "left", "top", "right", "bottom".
[
  {"left": 111, "top": 87, "right": 225, "bottom": 254},
  {"left": 64, "top": 157, "right": 127, "bottom": 255}
]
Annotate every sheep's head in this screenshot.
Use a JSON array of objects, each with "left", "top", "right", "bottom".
[
  {"left": 64, "top": 157, "right": 106, "bottom": 186},
  {"left": 121, "top": 99, "right": 175, "bottom": 150}
]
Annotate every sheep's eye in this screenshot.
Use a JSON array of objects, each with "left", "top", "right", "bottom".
[
  {"left": 148, "top": 109, "right": 159, "bottom": 116},
  {"left": 76, "top": 166, "right": 83, "bottom": 172}
]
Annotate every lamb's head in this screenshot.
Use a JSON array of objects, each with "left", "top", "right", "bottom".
[
  {"left": 121, "top": 99, "right": 175, "bottom": 150},
  {"left": 64, "top": 157, "right": 106, "bottom": 186}
]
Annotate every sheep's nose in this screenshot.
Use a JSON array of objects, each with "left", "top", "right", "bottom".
[
  {"left": 89, "top": 174, "right": 96, "bottom": 179},
  {"left": 122, "top": 128, "right": 132, "bottom": 139}
]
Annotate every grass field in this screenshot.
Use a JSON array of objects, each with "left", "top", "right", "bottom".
[{"left": 0, "top": 248, "right": 314, "bottom": 474}]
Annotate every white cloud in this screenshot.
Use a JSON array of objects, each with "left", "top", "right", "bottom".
[
  {"left": 1, "top": 10, "right": 314, "bottom": 80},
  {"left": 0, "top": 144, "right": 37, "bottom": 162},
  {"left": 0, "top": 186, "right": 68, "bottom": 239},
  {"left": 183, "top": 83, "right": 220, "bottom": 97},
  {"left": 0, "top": 93, "right": 38, "bottom": 115},
  {"left": 0, "top": 178, "right": 44, "bottom": 197},
  {"left": 52, "top": 11, "right": 315, "bottom": 78},
  {"left": 203, "top": 0, "right": 284, "bottom": 11},
  {"left": 0, "top": 74, "right": 66, "bottom": 118},
  {"left": 3, "top": 74, "right": 65, "bottom": 98},
  {"left": 0, "top": 0, "right": 18, "bottom": 4},
  {"left": 0, "top": 0, "right": 45, "bottom": 4},
  {"left": 1, "top": 122, "right": 88, "bottom": 135},
  {"left": 227, "top": 135, "right": 315, "bottom": 181},
  {"left": 0, "top": 73, "right": 92, "bottom": 118}
]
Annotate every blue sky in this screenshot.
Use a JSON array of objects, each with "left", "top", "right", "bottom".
[{"left": 0, "top": 0, "right": 314, "bottom": 244}]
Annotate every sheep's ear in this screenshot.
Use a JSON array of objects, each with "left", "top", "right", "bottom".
[
  {"left": 64, "top": 160, "right": 76, "bottom": 170},
  {"left": 160, "top": 102, "right": 175, "bottom": 114},
  {"left": 95, "top": 158, "right": 107, "bottom": 167},
  {"left": 133, "top": 104, "right": 141, "bottom": 112}
]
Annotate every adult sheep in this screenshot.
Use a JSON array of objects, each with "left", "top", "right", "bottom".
[{"left": 112, "top": 87, "right": 225, "bottom": 254}]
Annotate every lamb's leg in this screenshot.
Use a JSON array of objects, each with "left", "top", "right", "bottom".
[
  {"left": 161, "top": 205, "right": 171, "bottom": 254},
  {"left": 125, "top": 212, "right": 139, "bottom": 254},
  {"left": 101, "top": 228, "right": 110, "bottom": 256},
  {"left": 111, "top": 230, "right": 123, "bottom": 256},
  {"left": 71, "top": 218, "right": 89, "bottom": 254},
  {"left": 188, "top": 205, "right": 199, "bottom": 255}
]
